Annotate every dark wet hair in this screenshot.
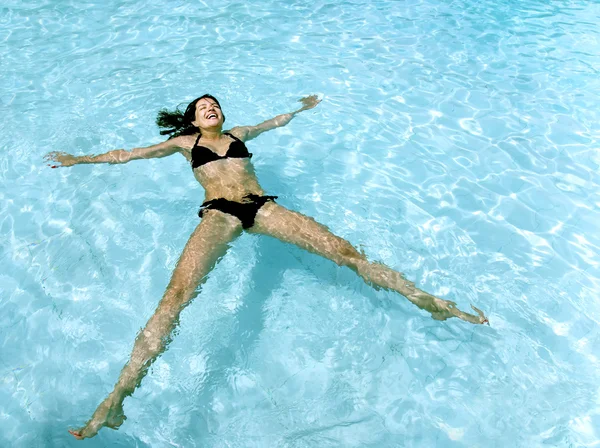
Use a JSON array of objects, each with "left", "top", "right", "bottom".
[{"left": 156, "top": 94, "right": 224, "bottom": 139}]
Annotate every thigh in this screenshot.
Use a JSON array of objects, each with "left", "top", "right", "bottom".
[
  {"left": 166, "top": 209, "right": 243, "bottom": 301},
  {"left": 250, "top": 202, "right": 363, "bottom": 266}
]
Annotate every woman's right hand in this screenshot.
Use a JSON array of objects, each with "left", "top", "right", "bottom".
[{"left": 44, "top": 151, "right": 80, "bottom": 168}]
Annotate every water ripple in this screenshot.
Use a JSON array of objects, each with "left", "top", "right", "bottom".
[{"left": 1, "top": 0, "right": 600, "bottom": 446}]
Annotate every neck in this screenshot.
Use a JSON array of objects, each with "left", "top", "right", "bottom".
[{"left": 199, "top": 127, "right": 222, "bottom": 141}]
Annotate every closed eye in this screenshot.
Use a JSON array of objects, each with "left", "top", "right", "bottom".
[{"left": 198, "top": 103, "right": 220, "bottom": 110}]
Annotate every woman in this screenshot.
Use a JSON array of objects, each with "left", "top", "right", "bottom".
[{"left": 46, "top": 94, "right": 488, "bottom": 439}]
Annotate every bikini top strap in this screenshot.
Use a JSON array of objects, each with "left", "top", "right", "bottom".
[
  {"left": 193, "top": 133, "right": 202, "bottom": 147},
  {"left": 223, "top": 132, "right": 242, "bottom": 142}
]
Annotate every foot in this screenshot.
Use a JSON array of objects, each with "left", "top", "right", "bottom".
[
  {"left": 412, "top": 292, "right": 489, "bottom": 325},
  {"left": 69, "top": 398, "right": 126, "bottom": 440}
]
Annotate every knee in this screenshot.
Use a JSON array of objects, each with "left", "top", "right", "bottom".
[
  {"left": 163, "top": 283, "right": 193, "bottom": 308},
  {"left": 336, "top": 240, "right": 365, "bottom": 270}
]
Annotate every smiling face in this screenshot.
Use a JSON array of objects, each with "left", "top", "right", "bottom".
[{"left": 192, "top": 97, "right": 224, "bottom": 130}]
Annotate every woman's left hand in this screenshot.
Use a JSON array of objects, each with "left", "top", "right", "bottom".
[{"left": 297, "top": 95, "right": 321, "bottom": 112}]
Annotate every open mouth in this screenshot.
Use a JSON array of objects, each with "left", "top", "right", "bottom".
[{"left": 207, "top": 113, "right": 218, "bottom": 119}]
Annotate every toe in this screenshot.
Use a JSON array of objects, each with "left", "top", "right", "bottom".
[{"left": 68, "top": 429, "right": 84, "bottom": 440}]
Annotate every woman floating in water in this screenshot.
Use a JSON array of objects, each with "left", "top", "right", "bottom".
[{"left": 46, "top": 94, "right": 488, "bottom": 439}]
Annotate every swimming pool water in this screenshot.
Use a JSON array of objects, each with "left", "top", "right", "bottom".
[{"left": 1, "top": 0, "right": 600, "bottom": 446}]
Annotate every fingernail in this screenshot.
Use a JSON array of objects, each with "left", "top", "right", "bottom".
[{"left": 51, "top": 166, "right": 57, "bottom": 168}]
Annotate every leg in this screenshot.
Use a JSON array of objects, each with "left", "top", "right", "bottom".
[
  {"left": 251, "top": 203, "right": 488, "bottom": 325},
  {"left": 69, "top": 210, "right": 243, "bottom": 439}
]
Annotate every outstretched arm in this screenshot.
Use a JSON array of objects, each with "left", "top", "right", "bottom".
[
  {"left": 45, "top": 136, "right": 186, "bottom": 168},
  {"left": 230, "top": 95, "right": 321, "bottom": 142}
]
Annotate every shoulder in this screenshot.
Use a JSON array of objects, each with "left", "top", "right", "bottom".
[
  {"left": 225, "top": 126, "right": 250, "bottom": 142},
  {"left": 169, "top": 134, "right": 199, "bottom": 150}
]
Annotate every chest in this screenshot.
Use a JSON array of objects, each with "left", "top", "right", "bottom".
[{"left": 189, "top": 136, "right": 252, "bottom": 169}]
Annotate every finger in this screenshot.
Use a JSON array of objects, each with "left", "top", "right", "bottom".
[{"left": 46, "top": 152, "right": 65, "bottom": 161}]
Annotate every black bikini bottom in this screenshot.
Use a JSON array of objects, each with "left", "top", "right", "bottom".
[{"left": 198, "top": 194, "right": 278, "bottom": 229}]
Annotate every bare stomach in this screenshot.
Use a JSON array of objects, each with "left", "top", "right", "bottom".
[{"left": 193, "top": 159, "right": 267, "bottom": 202}]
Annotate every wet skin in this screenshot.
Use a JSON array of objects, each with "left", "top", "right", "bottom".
[{"left": 47, "top": 95, "right": 488, "bottom": 440}]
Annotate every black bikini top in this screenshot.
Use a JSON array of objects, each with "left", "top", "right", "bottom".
[{"left": 191, "top": 132, "right": 252, "bottom": 168}]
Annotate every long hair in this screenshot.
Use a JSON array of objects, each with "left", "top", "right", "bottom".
[{"left": 156, "top": 94, "right": 223, "bottom": 139}]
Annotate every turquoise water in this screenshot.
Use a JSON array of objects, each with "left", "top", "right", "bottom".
[{"left": 1, "top": 0, "right": 600, "bottom": 446}]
